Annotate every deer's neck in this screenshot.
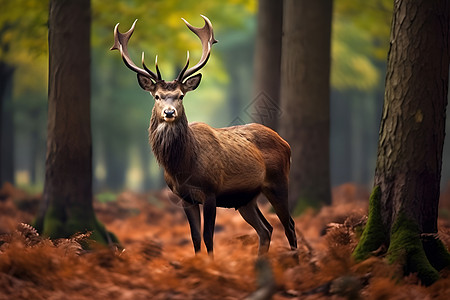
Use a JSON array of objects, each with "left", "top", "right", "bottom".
[{"left": 149, "top": 112, "right": 197, "bottom": 175}]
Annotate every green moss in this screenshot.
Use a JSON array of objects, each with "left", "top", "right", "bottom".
[
  {"left": 93, "top": 216, "right": 120, "bottom": 245},
  {"left": 42, "top": 204, "right": 66, "bottom": 239},
  {"left": 41, "top": 201, "right": 119, "bottom": 247},
  {"left": 353, "top": 186, "right": 387, "bottom": 261},
  {"left": 387, "top": 213, "right": 439, "bottom": 286}
]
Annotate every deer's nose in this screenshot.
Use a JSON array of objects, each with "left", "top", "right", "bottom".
[{"left": 163, "top": 108, "right": 176, "bottom": 118}]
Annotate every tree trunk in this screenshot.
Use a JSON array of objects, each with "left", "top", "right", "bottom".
[
  {"left": 353, "top": 0, "right": 450, "bottom": 285},
  {"left": 36, "top": 0, "right": 116, "bottom": 245},
  {"left": 0, "top": 62, "right": 15, "bottom": 186},
  {"left": 279, "top": 0, "right": 332, "bottom": 213},
  {"left": 29, "top": 123, "right": 40, "bottom": 185},
  {"left": 252, "top": 0, "right": 283, "bottom": 130}
]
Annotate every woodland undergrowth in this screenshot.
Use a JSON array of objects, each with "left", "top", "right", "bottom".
[{"left": 1, "top": 183, "right": 450, "bottom": 299}]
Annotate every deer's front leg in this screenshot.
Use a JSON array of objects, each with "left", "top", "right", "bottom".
[
  {"left": 183, "top": 202, "right": 201, "bottom": 253},
  {"left": 203, "top": 195, "right": 216, "bottom": 256}
]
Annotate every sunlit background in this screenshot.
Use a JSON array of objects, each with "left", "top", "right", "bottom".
[{"left": 1, "top": 0, "right": 450, "bottom": 195}]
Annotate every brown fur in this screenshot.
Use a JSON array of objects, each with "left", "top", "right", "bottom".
[{"left": 152, "top": 121, "right": 290, "bottom": 206}]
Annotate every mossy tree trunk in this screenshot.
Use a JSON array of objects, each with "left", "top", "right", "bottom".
[
  {"left": 354, "top": 0, "right": 450, "bottom": 286},
  {"left": 35, "top": 0, "right": 116, "bottom": 245},
  {"left": 279, "top": 0, "right": 333, "bottom": 214}
]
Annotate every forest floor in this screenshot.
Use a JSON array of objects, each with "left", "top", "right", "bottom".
[{"left": 1, "top": 183, "right": 450, "bottom": 299}]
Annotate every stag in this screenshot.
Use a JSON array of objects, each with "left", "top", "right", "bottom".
[{"left": 111, "top": 15, "right": 297, "bottom": 256}]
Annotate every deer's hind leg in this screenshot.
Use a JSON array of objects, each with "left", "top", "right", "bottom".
[
  {"left": 238, "top": 198, "right": 273, "bottom": 255},
  {"left": 263, "top": 183, "right": 297, "bottom": 250}
]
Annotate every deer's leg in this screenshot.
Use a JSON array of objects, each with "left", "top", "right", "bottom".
[
  {"left": 257, "top": 206, "right": 273, "bottom": 237},
  {"left": 203, "top": 195, "right": 216, "bottom": 256},
  {"left": 183, "top": 202, "right": 201, "bottom": 253},
  {"left": 263, "top": 185, "right": 297, "bottom": 250},
  {"left": 238, "top": 199, "right": 272, "bottom": 255}
]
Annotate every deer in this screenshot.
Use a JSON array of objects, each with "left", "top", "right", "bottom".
[{"left": 111, "top": 15, "right": 297, "bottom": 256}]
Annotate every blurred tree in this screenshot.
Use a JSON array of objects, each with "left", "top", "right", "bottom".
[
  {"left": 91, "top": 50, "right": 135, "bottom": 191},
  {"left": 353, "top": 0, "right": 450, "bottom": 285},
  {"left": 0, "top": 61, "right": 14, "bottom": 185},
  {"left": 0, "top": 0, "right": 48, "bottom": 186},
  {"left": 251, "top": 0, "right": 283, "bottom": 130},
  {"left": 13, "top": 53, "right": 48, "bottom": 186},
  {"left": 35, "top": 0, "right": 116, "bottom": 244},
  {"left": 219, "top": 18, "right": 255, "bottom": 123},
  {"left": 279, "top": 0, "right": 333, "bottom": 213}
]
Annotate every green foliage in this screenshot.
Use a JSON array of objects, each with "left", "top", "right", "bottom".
[
  {"left": 331, "top": 18, "right": 380, "bottom": 91},
  {"left": 330, "top": 0, "right": 392, "bottom": 91},
  {"left": 1, "top": 0, "right": 49, "bottom": 130},
  {"left": 0, "top": 0, "right": 49, "bottom": 60},
  {"left": 353, "top": 186, "right": 387, "bottom": 261},
  {"left": 335, "top": 0, "right": 392, "bottom": 61}
]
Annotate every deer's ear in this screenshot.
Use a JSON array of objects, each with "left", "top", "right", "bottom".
[
  {"left": 182, "top": 73, "right": 202, "bottom": 92},
  {"left": 137, "top": 74, "right": 156, "bottom": 92}
]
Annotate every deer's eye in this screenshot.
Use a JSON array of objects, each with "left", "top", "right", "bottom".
[
  {"left": 179, "top": 95, "right": 184, "bottom": 100},
  {"left": 155, "top": 95, "right": 160, "bottom": 100}
]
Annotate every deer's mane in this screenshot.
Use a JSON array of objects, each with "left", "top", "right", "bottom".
[{"left": 149, "top": 110, "right": 196, "bottom": 175}]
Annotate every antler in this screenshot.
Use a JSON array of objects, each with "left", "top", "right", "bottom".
[
  {"left": 111, "top": 20, "right": 162, "bottom": 81},
  {"left": 176, "top": 15, "right": 218, "bottom": 82}
]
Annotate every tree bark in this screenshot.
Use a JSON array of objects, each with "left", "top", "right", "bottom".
[
  {"left": 279, "top": 0, "right": 332, "bottom": 213},
  {"left": 252, "top": 0, "right": 283, "bottom": 130},
  {"left": 354, "top": 0, "right": 450, "bottom": 285},
  {"left": 36, "top": 0, "right": 116, "bottom": 245}
]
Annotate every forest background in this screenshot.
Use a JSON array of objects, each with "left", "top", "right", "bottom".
[{"left": 3, "top": 0, "right": 449, "bottom": 199}]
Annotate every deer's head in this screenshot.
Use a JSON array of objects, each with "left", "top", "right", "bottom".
[{"left": 111, "top": 15, "right": 217, "bottom": 123}]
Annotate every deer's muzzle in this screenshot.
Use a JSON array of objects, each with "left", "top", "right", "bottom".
[{"left": 162, "top": 106, "right": 177, "bottom": 122}]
